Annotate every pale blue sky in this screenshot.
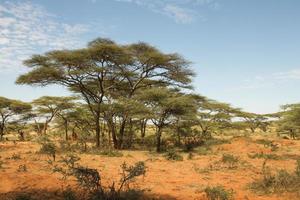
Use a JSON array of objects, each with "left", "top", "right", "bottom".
[{"left": 0, "top": 0, "right": 300, "bottom": 114}]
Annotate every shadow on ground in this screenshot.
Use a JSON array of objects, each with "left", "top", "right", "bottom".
[{"left": 0, "top": 189, "right": 178, "bottom": 200}]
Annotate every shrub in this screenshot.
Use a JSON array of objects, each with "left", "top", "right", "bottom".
[
  {"left": 17, "top": 164, "right": 27, "bottom": 172},
  {"left": 62, "top": 188, "right": 77, "bottom": 200},
  {"left": 39, "top": 142, "right": 56, "bottom": 161},
  {"left": 256, "top": 139, "right": 279, "bottom": 151},
  {"left": 164, "top": 149, "right": 183, "bottom": 161},
  {"left": 204, "top": 186, "right": 234, "bottom": 200},
  {"left": 196, "top": 146, "right": 212, "bottom": 155},
  {"left": 10, "top": 153, "right": 21, "bottom": 160},
  {"left": 187, "top": 152, "right": 194, "bottom": 160},
  {"left": 15, "top": 194, "right": 33, "bottom": 200},
  {"left": 73, "top": 167, "right": 101, "bottom": 190},
  {"left": 250, "top": 159, "right": 300, "bottom": 195},
  {"left": 52, "top": 154, "right": 146, "bottom": 199},
  {"left": 52, "top": 154, "right": 81, "bottom": 180},
  {"left": 221, "top": 154, "right": 239, "bottom": 169},
  {"left": 91, "top": 148, "right": 123, "bottom": 157},
  {"left": 119, "top": 161, "right": 146, "bottom": 191},
  {"left": 204, "top": 138, "right": 230, "bottom": 147},
  {"left": 296, "top": 159, "right": 300, "bottom": 177},
  {"left": 248, "top": 152, "right": 281, "bottom": 160}
]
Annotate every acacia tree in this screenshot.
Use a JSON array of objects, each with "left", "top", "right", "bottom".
[
  {"left": 138, "top": 88, "right": 197, "bottom": 152},
  {"left": 0, "top": 97, "right": 32, "bottom": 140},
  {"left": 236, "top": 112, "right": 270, "bottom": 133},
  {"left": 17, "top": 38, "right": 194, "bottom": 148},
  {"left": 197, "top": 99, "right": 238, "bottom": 138},
  {"left": 31, "top": 96, "right": 76, "bottom": 135},
  {"left": 277, "top": 103, "right": 300, "bottom": 139}
]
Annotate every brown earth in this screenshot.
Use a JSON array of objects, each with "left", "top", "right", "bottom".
[{"left": 0, "top": 136, "right": 300, "bottom": 200}]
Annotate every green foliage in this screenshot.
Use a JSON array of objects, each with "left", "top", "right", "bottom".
[
  {"left": 221, "top": 154, "right": 239, "bottom": 169},
  {"left": 0, "top": 96, "right": 32, "bottom": 140},
  {"left": 164, "top": 149, "right": 183, "bottom": 161},
  {"left": 204, "top": 186, "right": 234, "bottom": 200},
  {"left": 277, "top": 104, "right": 300, "bottom": 139},
  {"left": 248, "top": 152, "right": 281, "bottom": 160},
  {"left": 91, "top": 148, "right": 123, "bottom": 157},
  {"left": 119, "top": 161, "right": 146, "bottom": 191},
  {"left": 250, "top": 160, "right": 300, "bottom": 195},
  {"left": 204, "top": 138, "right": 231, "bottom": 147},
  {"left": 39, "top": 142, "right": 56, "bottom": 161},
  {"left": 73, "top": 166, "right": 101, "bottom": 190},
  {"left": 255, "top": 139, "right": 279, "bottom": 151},
  {"left": 52, "top": 154, "right": 146, "bottom": 199},
  {"left": 196, "top": 146, "right": 213, "bottom": 155},
  {"left": 296, "top": 159, "right": 300, "bottom": 177}
]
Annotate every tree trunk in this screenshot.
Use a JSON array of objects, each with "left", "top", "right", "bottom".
[
  {"left": 156, "top": 127, "right": 163, "bottom": 152},
  {"left": 118, "top": 118, "right": 127, "bottom": 149},
  {"left": 0, "top": 124, "right": 4, "bottom": 141},
  {"left": 127, "top": 118, "right": 134, "bottom": 148},
  {"left": 64, "top": 120, "right": 68, "bottom": 141},
  {"left": 95, "top": 113, "right": 101, "bottom": 147},
  {"left": 43, "top": 121, "right": 48, "bottom": 135},
  {"left": 19, "top": 131, "right": 25, "bottom": 141},
  {"left": 71, "top": 127, "right": 77, "bottom": 140},
  {"left": 140, "top": 119, "right": 147, "bottom": 139},
  {"left": 107, "top": 118, "right": 118, "bottom": 149}
]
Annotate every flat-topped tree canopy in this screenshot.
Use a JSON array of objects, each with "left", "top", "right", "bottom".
[
  {"left": 0, "top": 96, "right": 32, "bottom": 140},
  {"left": 16, "top": 38, "right": 195, "bottom": 147}
]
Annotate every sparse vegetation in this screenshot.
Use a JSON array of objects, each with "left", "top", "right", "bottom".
[
  {"left": 17, "top": 164, "right": 27, "bottom": 172},
  {"left": 250, "top": 160, "right": 300, "bottom": 196},
  {"left": 39, "top": 142, "right": 56, "bottom": 161},
  {"left": 221, "top": 154, "right": 239, "bottom": 169},
  {"left": 10, "top": 153, "right": 21, "bottom": 160},
  {"left": 204, "top": 186, "right": 234, "bottom": 200},
  {"left": 0, "top": 33, "right": 299, "bottom": 200},
  {"left": 248, "top": 152, "right": 281, "bottom": 160},
  {"left": 164, "top": 149, "right": 183, "bottom": 161}
]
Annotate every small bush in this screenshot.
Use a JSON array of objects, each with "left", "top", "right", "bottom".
[
  {"left": 17, "top": 164, "right": 27, "bottom": 172},
  {"left": 221, "top": 154, "right": 239, "bottom": 169},
  {"left": 52, "top": 153, "right": 146, "bottom": 199},
  {"left": 164, "top": 149, "right": 183, "bottom": 161},
  {"left": 52, "top": 154, "right": 81, "bottom": 180},
  {"left": 248, "top": 152, "right": 281, "bottom": 160},
  {"left": 91, "top": 148, "right": 123, "bottom": 157},
  {"left": 204, "top": 138, "right": 231, "bottom": 147},
  {"left": 62, "top": 188, "right": 77, "bottom": 200},
  {"left": 256, "top": 139, "right": 279, "bottom": 151},
  {"left": 15, "top": 194, "right": 33, "bottom": 200},
  {"left": 39, "top": 142, "right": 56, "bottom": 161},
  {"left": 296, "top": 159, "right": 300, "bottom": 177},
  {"left": 196, "top": 146, "right": 212, "bottom": 155},
  {"left": 187, "top": 152, "right": 194, "bottom": 160},
  {"left": 250, "top": 159, "right": 300, "bottom": 195},
  {"left": 204, "top": 186, "right": 234, "bottom": 200},
  {"left": 10, "top": 153, "right": 21, "bottom": 160},
  {"left": 73, "top": 167, "right": 101, "bottom": 190}
]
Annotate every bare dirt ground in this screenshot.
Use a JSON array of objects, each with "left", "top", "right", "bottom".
[{"left": 0, "top": 136, "right": 300, "bottom": 200}]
